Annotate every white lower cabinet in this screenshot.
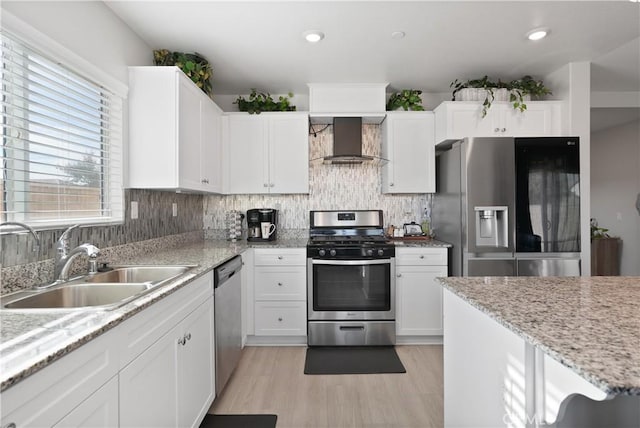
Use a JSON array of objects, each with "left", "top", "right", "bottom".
[
  {"left": 0, "top": 327, "right": 119, "bottom": 428},
  {"left": 120, "top": 292, "right": 214, "bottom": 428},
  {"left": 1, "top": 272, "right": 216, "bottom": 428},
  {"left": 254, "top": 301, "right": 307, "bottom": 336},
  {"left": 53, "top": 376, "right": 119, "bottom": 428},
  {"left": 252, "top": 248, "right": 307, "bottom": 341},
  {"left": 395, "top": 247, "right": 448, "bottom": 338}
]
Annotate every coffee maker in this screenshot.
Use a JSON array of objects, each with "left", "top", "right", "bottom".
[{"left": 247, "top": 209, "right": 278, "bottom": 241}]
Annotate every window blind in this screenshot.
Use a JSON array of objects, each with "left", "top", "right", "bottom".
[{"left": 1, "top": 31, "right": 123, "bottom": 227}]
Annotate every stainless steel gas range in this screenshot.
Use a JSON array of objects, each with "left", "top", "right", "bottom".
[{"left": 307, "top": 210, "right": 396, "bottom": 346}]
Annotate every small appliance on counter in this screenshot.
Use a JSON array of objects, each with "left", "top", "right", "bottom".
[{"left": 246, "top": 208, "right": 278, "bottom": 241}]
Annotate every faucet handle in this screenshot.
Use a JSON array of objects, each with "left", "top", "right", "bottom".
[{"left": 88, "top": 253, "right": 99, "bottom": 275}]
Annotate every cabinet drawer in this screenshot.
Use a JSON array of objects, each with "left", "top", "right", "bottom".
[
  {"left": 255, "top": 266, "right": 306, "bottom": 300},
  {"left": 254, "top": 301, "right": 306, "bottom": 336},
  {"left": 254, "top": 248, "right": 306, "bottom": 266},
  {"left": 396, "top": 248, "right": 447, "bottom": 266},
  {"left": 1, "top": 328, "right": 119, "bottom": 428}
]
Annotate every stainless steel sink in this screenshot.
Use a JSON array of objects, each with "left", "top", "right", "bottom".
[
  {"left": 1, "top": 265, "right": 197, "bottom": 310},
  {"left": 85, "top": 265, "right": 193, "bottom": 284},
  {"left": 3, "top": 283, "right": 154, "bottom": 310}
]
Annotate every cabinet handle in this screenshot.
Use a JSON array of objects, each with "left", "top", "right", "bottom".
[
  {"left": 501, "top": 128, "right": 506, "bottom": 133},
  {"left": 278, "top": 317, "right": 283, "bottom": 322},
  {"left": 397, "top": 273, "right": 402, "bottom": 277},
  {"left": 390, "top": 183, "right": 394, "bottom": 187},
  {"left": 419, "top": 255, "right": 424, "bottom": 259},
  {"left": 494, "top": 128, "right": 500, "bottom": 132},
  {"left": 277, "top": 282, "right": 283, "bottom": 286},
  {"left": 277, "top": 256, "right": 283, "bottom": 260},
  {"left": 270, "top": 183, "right": 275, "bottom": 188},
  {"left": 3, "top": 423, "right": 16, "bottom": 428},
  {"left": 178, "top": 337, "right": 185, "bottom": 346},
  {"left": 186, "top": 333, "right": 191, "bottom": 341},
  {"left": 263, "top": 183, "right": 269, "bottom": 187}
]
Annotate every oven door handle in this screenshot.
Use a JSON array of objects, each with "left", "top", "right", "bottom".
[{"left": 310, "top": 259, "right": 392, "bottom": 266}]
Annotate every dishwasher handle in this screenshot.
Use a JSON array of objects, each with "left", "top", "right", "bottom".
[{"left": 214, "top": 255, "right": 243, "bottom": 288}]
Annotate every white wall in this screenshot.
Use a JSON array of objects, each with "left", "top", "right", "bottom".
[
  {"left": 1, "top": 1, "right": 152, "bottom": 85},
  {"left": 590, "top": 119, "right": 640, "bottom": 275}
]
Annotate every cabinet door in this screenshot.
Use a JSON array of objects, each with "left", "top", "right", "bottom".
[
  {"left": 268, "top": 113, "right": 309, "bottom": 194},
  {"left": 226, "top": 114, "right": 268, "bottom": 194},
  {"left": 504, "top": 102, "right": 558, "bottom": 136},
  {"left": 396, "top": 265, "right": 447, "bottom": 336},
  {"left": 201, "top": 99, "right": 223, "bottom": 193},
  {"left": 442, "top": 102, "right": 497, "bottom": 140},
  {"left": 178, "top": 77, "right": 204, "bottom": 190},
  {"left": 53, "top": 376, "right": 119, "bottom": 428},
  {"left": 383, "top": 113, "right": 435, "bottom": 193},
  {"left": 119, "top": 326, "right": 179, "bottom": 428},
  {"left": 178, "top": 298, "right": 215, "bottom": 428}
]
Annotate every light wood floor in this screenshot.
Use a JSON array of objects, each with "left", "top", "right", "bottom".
[{"left": 209, "top": 345, "right": 443, "bottom": 428}]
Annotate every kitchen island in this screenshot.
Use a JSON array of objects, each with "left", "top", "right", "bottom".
[{"left": 438, "top": 276, "right": 640, "bottom": 428}]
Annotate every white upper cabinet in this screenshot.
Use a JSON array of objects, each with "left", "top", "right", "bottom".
[
  {"left": 434, "top": 101, "right": 562, "bottom": 143},
  {"left": 224, "top": 112, "right": 309, "bottom": 194},
  {"left": 381, "top": 111, "right": 435, "bottom": 193},
  {"left": 128, "top": 66, "right": 223, "bottom": 193}
]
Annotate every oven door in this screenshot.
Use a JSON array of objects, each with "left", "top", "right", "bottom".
[{"left": 307, "top": 258, "right": 395, "bottom": 321}]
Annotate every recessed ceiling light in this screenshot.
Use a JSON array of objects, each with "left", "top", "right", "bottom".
[
  {"left": 391, "top": 31, "right": 406, "bottom": 40},
  {"left": 303, "top": 30, "right": 324, "bottom": 43},
  {"left": 526, "top": 28, "right": 549, "bottom": 41}
]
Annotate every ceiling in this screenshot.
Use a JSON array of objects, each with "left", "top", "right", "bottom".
[
  {"left": 105, "top": 1, "right": 640, "bottom": 97},
  {"left": 105, "top": 1, "right": 640, "bottom": 133}
]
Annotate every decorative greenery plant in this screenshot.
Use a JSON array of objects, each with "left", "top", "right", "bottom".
[
  {"left": 508, "top": 75, "right": 552, "bottom": 113},
  {"left": 590, "top": 218, "right": 611, "bottom": 241},
  {"left": 153, "top": 49, "right": 213, "bottom": 96},
  {"left": 386, "top": 89, "right": 425, "bottom": 111},
  {"left": 234, "top": 89, "right": 296, "bottom": 114},
  {"left": 450, "top": 75, "right": 551, "bottom": 117}
]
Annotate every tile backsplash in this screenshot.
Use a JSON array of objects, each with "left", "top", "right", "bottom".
[
  {"left": 1, "top": 189, "right": 203, "bottom": 269},
  {"left": 204, "top": 124, "right": 430, "bottom": 231}
]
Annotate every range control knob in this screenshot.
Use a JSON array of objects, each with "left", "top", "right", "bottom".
[
  {"left": 366, "top": 249, "right": 374, "bottom": 256},
  {"left": 329, "top": 249, "right": 337, "bottom": 257},
  {"left": 377, "top": 249, "right": 385, "bottom": 256},
  {"left": 318, "top": 249, "right": 326, "bottom": 257}
]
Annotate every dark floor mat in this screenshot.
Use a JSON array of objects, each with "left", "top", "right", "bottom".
[
  {"left": 304, "top": 346, "right": 406, "bottom": 375},
  {"left": 199, "top": 414, "right": 277, "bottom": 428}
]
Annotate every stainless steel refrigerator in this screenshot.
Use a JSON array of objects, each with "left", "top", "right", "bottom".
[{"left": 434, "top": 136, "right": 581, "bottom": 277}]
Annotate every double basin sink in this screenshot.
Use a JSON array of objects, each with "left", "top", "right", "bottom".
[{"left": 1, "top": 265, "right": 196, "bottom": 311}]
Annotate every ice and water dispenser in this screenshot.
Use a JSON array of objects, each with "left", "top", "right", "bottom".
[{"left": 474, "top": 206, "right": 508, "bottom": 248}]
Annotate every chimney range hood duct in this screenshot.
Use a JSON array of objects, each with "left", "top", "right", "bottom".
[{"left": 323, "top": 117, "right": 374, "bottom": 164}]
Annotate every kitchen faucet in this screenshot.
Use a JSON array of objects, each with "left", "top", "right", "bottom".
[
  {"left": 0, "top": 221, "right": 41, "bottom": 252},
  {"left": 51, "top": 224, "right": 101, "bottom": 283}
]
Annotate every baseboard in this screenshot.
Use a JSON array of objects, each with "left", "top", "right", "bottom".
[
  {"left": 396, "top": 335, "right": 443, "bottom": 345},
  {"left": 245, "top": 335, "right": 307, "bottom": 346}
]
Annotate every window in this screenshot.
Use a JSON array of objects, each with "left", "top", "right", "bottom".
[{"left": 1, "top": 31, "right": 123, "bottom": 228}]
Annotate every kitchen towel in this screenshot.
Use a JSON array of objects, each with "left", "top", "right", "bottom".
[
  {"left": 199, "top": 414, "right": 277, "bottom": 428},
  {"left": 304, "top": 346, "right": 406, "bottom": 375}
]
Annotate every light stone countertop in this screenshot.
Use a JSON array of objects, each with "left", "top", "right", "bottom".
[
  {"left": 0, "top": 238, "right": 308, "bottom": 391},
  {"left": 438, "top": 276, "right": 640, "bottom": 396}
]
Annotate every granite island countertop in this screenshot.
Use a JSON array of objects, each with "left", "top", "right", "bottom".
[
  {"left": 0, "top": 238, "right": 308, "bottom": 391},
  {"left": 438, "top": 276, "right": 640, "bottom": 396}
]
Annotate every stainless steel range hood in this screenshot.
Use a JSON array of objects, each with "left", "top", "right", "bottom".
[{"left": 323, "top": 117, "right": 374, "bottom": 164}]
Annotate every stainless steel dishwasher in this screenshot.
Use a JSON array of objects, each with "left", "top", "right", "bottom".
[{"left": 214, "top": 255, "right": 243, "bottom": 396}]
